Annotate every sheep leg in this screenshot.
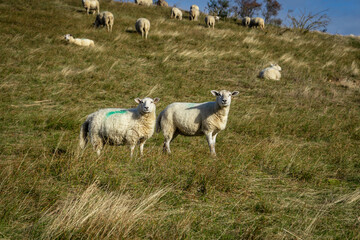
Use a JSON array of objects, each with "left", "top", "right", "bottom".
[
  {"left": 205, "top": 132, "right": 216, "bottom": 157},
  {"left": 139, "top": 139, "right": 146, "bottom": 156},
  {"left": 130, "top": 144, "right": 136, "bottom": 158}
]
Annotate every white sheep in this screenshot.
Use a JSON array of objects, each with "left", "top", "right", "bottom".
[
  {"left": 205, "top": 15, "right": 215, "bottom": 28},
  {"left": 171, "top": 7, "right": 182, "bottom": 20},
  {"left": 215, "top": 16, "right": 220, "bottom": 21},
  {"left": 64, "top": 34, "right": 95, "bottom": 47},
  {"left": 156, "top": 90, "right": 239, "bottom": 156},
  {"left": 250, "top": 17, "right": 265, "bottom": 29},
  {"left": 259, "top": 64, "right": 282, "bottom": 80},
  {"left": 94, "top": 11, "right": 114, "bottom": 32},
  {"left": 83, "top": 0, "right": 100, "bottom": 15},
  {"left": 135, "top": 18, "right": 151, "bottom": 39},
  {"left": 189, "top": 4, "right": 200, "bottom": 21},
  {"left": 242, "top": 16, "right": 250, "bottom": 27},
  {"left": 80, "top": 97, "right": 160, "bottom": 157},
  {"left": 135, "top": 0, "right": 153, "bottom": 6}
]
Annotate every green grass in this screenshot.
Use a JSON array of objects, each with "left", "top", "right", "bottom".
[{"left": 1, "top": 0, "right": 360, "bottom": 239}]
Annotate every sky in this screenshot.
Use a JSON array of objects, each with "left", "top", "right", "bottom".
[{"left": 163, "top": 0, "right": 360, "bottom": 35}]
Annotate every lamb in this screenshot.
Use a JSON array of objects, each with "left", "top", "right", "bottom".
[
  {"left": 242, "top": 16, "right": 250, "bottom": 27},
  {"left": 189, "top": 4, "right": 200, "bottom": 21},
  {"left": 83, "top": 0, "right": 100, "bottom": 15},
  {"left": 80, "top": 97, "right": 160, "bottom": 157},
  {"left": 135, "top": 18, "right": 151, "bottom": 39},
  {"left": 259, "top": 64, "right": 282, "bottom": 80},
  {"left": 94, "top": 11, "right": 114, "bottom": 32},
  {"left": 156, "top": 90, "right": 239, "bottom": 156},
  {"left": 250, "top": 17, "right": 265, "bottom": 29},
  {"left": 171, "top": 7, "right": 182, "bottom": 20},
  {"left": 205, "top": 15, "right": 215, "bottom": 28},
  {"left": 135, "top": 0, "right": 153, "bottom": 6},
  {"left": 157, "top": 0, "right": 168, "bottom": 7},
  {"left": 170, "top": 7, "right": 182, "bottom": 20},
  {"left": 64, "top": 34, "right": 94, "bottom": 47}
]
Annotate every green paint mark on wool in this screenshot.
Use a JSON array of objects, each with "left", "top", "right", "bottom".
[
  {"left": 106, "top": 110, "right": 127, "bottom": 118},
  {"left": 187, "top": 103, "right": 197, "bottom": 108}
]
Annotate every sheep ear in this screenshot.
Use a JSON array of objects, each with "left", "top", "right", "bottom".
[
  {"left": 134, "top": 98, "right": 142, "bottom": 104},
  {"left": 231, "top": 91, "right": 239, "bottom": 96},
  {"left": 211, "top": 90, "right": 220, "bottom": 96},
  {"left": 153, "top": 97, "right": 160, "bottom": 104}
]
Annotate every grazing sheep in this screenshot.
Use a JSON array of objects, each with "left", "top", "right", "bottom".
[
  {"left": 135, "top": 0, "right": 153, "bottom": 6},
  {"left": 94, "top": 11, "right": 114, "bottom": 32},
  {"left": 83, "top": 0, "right": 100, "bottom": 15},
  {"left": 157, "top": 0, "right": 168, "bottom": 7},
  {"left": 135, "top": 18, "right": 151, "bottom": 39},
  {"left": 80, "top": 97, "right": 160, "bottom": 157},
  {"left": 189, "top": 4, "right": 200, "bottom": 21},
  {"left": 215, "top": 16, "right": 220, "bottom": 21},
  {"left": 171, "top": 7, "right": 182, "bottom": 20},
  {"left": 156, "top": 90, "right": 239, "bottom": 156},
  {"left": 64, "top": 34, "right": 94, "bottom": 47},
  {"left": 242, "top": 16, "right": 250, "bottom": 27},
  {"left": 205, "top": 15, "right": 215, "bottom": 28},
  {"left": 250, "top": 17, "right": 265, "bottom": 29},
  {"left": 259, "top": 64, "right": 282, "bottom": 80}
]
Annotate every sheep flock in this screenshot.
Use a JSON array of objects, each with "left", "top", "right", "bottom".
[{"left": 64, "top": 0, "right": 283, "bottom": 157}]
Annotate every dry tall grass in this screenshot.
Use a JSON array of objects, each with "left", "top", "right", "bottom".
[{"left": 41, "top": 181, "right": 168, "bottom": 239}]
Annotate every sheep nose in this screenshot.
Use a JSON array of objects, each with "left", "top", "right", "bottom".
[
  {"left": 144, "top": 106, "right": 149, "bottom": 110},
  {"left": 222, "top": 99, "right": 227, "bottom": 104}
]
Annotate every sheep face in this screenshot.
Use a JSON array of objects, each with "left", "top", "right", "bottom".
[
  {"left": 271, "top": 64, "right": 282, "bottom": 71},
  {"left": 211, "top": 90, "right": 239, "bottom": 107},
  {"left": 64, "top": 34, "right": 73, "bottom": 41},
  {"left": 135, "top": 97, "right": 160, "bottom": 114}
]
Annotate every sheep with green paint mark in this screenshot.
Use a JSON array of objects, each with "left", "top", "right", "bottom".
[
  {"left": 80, "top": 97, "right": 160, "bottom": 157},
  {"left": 156, "top": 90, "right": 239, "bottom": 157}
]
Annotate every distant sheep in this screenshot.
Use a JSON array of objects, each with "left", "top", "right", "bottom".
[
  {"left": 157, "top": 0, "right": 168, "bottom": 7},
  {"left": 189, "top": 4, "right": 200, "bottom": 21},
  {"left": 135, "top": 18, "right": 151, "bottom": 39},
  {"left": 80, "top": 97, "right": 160, "bottom": 157},
  {"left": 64, "top": 34, "right": 94, "bottom": 47},
  {"left": 259, "top": 64, "right": 282, "bottom": 80},
  {"left": 215, "top": 16, "right": 220, "bottom": 21},
  {"left": 242, "top": 17, "right": 250, "bottom": 27},
  {"left": 156, "top": 90, "right": 239, "bottom": 156},
  {"left": 135, "top": 0, "right": 153, "bottom": 6},
  {"left": 250, "top": 17, "right": 265, "bottom": 29},
  {"left": 171, "top": 7, "right": 182, "bottom": 20},
  {"left": 205, "top": 15, "right": 215, "bottom": 28},
  {"left": 94, "top": 11, "right": 114, "bottom": 32},
  {"left": 83, "top": 0, "right": 100, "bottom": 15}
]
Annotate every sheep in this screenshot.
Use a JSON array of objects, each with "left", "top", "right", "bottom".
[
  {"left": 64, "top": 34, "right": 94, "bottom": 47},
  {"left": 80, "top": 97, "right": 160, "bottom": 157},
  {"left": 157, "top": 0, "right": 168, "bottom": 7},
  {"left": 135, "top": 18, "right": 151, "bottom": 39},
  {"left": 250, "top": 17, "right": 265, "bottom": 29},
  {"left": 205, "top": 15, "right": 215, "bottom": 29},
  {"left": 83, "top": 0, "right": 100, "bottom": 15},
  {"left": 215, "top": 16, "right": 220, "bottom": 21},
  {"left": 135, "top": 0, "right": 153, "bottom": 6},
  {"left": 259, "top": 64, "right": 282, "bottom": 80},
  {"left": 94, "top": 11, "right": 114, "bottom": 32},
  {"left": 189, "top": 4, "right": 200, "bottom": 21},
  {"left": 156, "top": 90, "right": 239, "bottom": 156},
  {"left": 242, "top": 16, "right": 250, "bottom": 27},
  {"left": 171, "top": 7, "right": 182, "bottom": 20}
]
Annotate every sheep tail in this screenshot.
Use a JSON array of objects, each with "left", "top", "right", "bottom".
[
  {"left": 156, "top": 110, "right": 164, "bottom": 133},
  {"left": 79, "top": 120, "right": 89, "bottom": 149}
]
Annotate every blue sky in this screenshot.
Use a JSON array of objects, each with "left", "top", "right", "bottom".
[{"left": 164, "top": 0, "right": 360, "bottom": 35}]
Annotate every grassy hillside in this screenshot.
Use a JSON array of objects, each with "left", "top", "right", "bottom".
[{"left": 1, "top": 0, "right": 360, "bottom": 239}]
